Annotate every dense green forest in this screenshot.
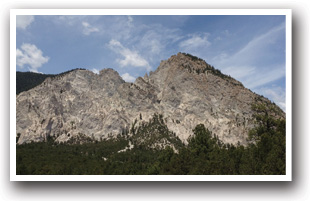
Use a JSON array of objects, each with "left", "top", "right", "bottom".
[
  {"left": 16, "top": 105, "right": 286, "bottom": 175},
  {"left": 16, "top": 71, "right": 55, "bottom": 94}
]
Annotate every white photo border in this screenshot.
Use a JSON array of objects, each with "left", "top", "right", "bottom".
[{"left": 10, "top": 9, "right": 292, "bottom": 181}]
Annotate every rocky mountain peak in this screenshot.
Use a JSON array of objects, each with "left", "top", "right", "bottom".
[
  {"left": 156, "top": 52, "right": 208, "bottom": 73},
  {"left": 99, "top": 68, "right": 125, "bottom": 84},
  {"left": 99, "top": 68, "right": 120, "bottom": 77},
  {"left": 16, "top": 53, "right": 285, "bottom": 146},
  {"left": 153, "top": 53, "right": 243, "bottom": 87}
]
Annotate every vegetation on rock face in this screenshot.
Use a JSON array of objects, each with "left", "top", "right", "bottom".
[
  {"left": 16, "top": 68, "right": 87, "bottom": 95},
  {"left": 17, "top": 53, "right": 283, "bottom": 146},
  {"left": 130, "top": 113, "right": 184, "bottom": 151},
  {"left": 181, "top": 53, "right": 204, "bottom": 62},
  {"left": 180, "top": 53, "right": 243, "bottom": 86},
  {"left": 16, "top": 111, "right": 285, "bottom": 175},
  {"left": 16, "top": 54, "right": 285, "bottom": 175}
]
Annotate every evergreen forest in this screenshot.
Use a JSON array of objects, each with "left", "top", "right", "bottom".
[{"left": 16, "top": 105, "right": 286, "bottom": 175}]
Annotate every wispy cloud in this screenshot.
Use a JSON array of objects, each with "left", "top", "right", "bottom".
[
  {"left": 228, "top": 23, "right": 285, "bottom": 65},
  {"left": 57, "top": 15, "right": 87, "bottom": 26},
  {"left": 121, "top": 73, "right": 136, "bottom": 82},
  {"left": 16, "top": 43, "right": 49, "bottom": 73},
  {"left": 221, "top": 64, "right": 285, "bottom": 90},
  {"left": 242, "top": 65, "right": 285, "bottom": 89},
  {"left": 99, "top": 16, "right": 135, "bottom": 41},
  {"left": 49, "top": 15, "right": 182, "bottom": 66},
  {"left": 138, "top": 30, "right": 164, "bottom": 55},
  {"left": 137, "top": 26, "right": 182, "bottom": 58},
  {"left": 15, "top": 15, "right": 286, "bottom": 111},
  {"left": 82, "top": 21, "right": 99, "bottom": 35},
  {"left": 211, "top": 23, "right": 286, "bottom": 90},
  {"left": 16, "top": 15, "right": 34, "bottom": 30},
  {"left": 108, "top": 39, "right": 151, "bottom": 71},
  {"left": 179, "top": 33, "right": 211, "bottom": 50},
  {"left": 206, "top": 23, "right": 286, "bottom": 110},
  {"left": 54, "top": 16, "right": 101, "bottom": 36},
  {"left": 222, "top": 65, "right": 256, "bottom": 81}
]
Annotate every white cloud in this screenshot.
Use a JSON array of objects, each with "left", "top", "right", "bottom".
[
  {"left": 16, "top": 15, "right": 34, "bottom": 30},
  {"left": 54, "top": 15, "right": 182, "bottom": 66},
  {"left": 82, "top": 21, "right": 99, "bottom": 35},
  {"left": 91, "top": 68, "right": 100, "bottom": 74},
  {"left": 179, "top": 33, "right": 211, "bottom": 50},
  {"left": 52, "top": 16, "right": 100, "bottom": 35},
  {"left": 108, "top": 39, "right": 151, "bottom": 71},
  {"left": 135, "top": 26, "right": 182, "bottom": 63},
  {"left": 16, "top": 43, "right": 49, "bottom": 73},
  {"left": 244, "top": 65, "right": 285, "bottom": 89},
  {"left": 222, "top": 65, "right": 256, "bottom": 80},
  {"left": 121, "top": 73, "right": 136, "bottom": 82},
  {"left": 229, "top": 23, "right": 285, "bottom": 65},
  {"left": 139, "top": 30, "right": 163, "bottom": 55},
  {"left": 222, "top": 63, "right": 285, "bottom": 90}
]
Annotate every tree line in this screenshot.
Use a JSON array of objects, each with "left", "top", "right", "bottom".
[{"left": 16, "top": 107, "right": 285, "bottom": 175}]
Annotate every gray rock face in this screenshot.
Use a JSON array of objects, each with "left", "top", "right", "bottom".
[{"left": 16, "top": 53, "right": 285, "bottom": 145}]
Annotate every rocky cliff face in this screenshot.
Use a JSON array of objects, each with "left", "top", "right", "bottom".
[{"left": 16, "top": 53, "right": 285, "bottom": 145}]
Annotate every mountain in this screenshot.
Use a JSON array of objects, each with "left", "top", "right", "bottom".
[
  {"left": 16, "top": 68, "right": 87, "bottom": 95},
  {"left": 16, "top": 53, "right": 285, "bottom": 146}
]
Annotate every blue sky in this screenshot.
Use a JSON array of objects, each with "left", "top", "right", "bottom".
[{"left": 16, "top": 15, "right": 286, "bottom": 111}]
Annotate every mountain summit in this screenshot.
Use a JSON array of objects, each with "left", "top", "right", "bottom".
[{"left": 16, "top": 53, "right": 285, "bottom": 145}]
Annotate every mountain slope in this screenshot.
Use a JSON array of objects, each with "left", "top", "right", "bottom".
[{"left": 16, "top": 53, "right": 285, "bottom": 146}]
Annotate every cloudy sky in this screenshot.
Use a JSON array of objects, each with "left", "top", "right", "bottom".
[{"left": 16, "top": 15, "right": 286, "bottom": 111}]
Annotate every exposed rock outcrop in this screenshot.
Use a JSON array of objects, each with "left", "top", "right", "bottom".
[{"left": 16, "top": 53, "right": 285, "bottom": 145}]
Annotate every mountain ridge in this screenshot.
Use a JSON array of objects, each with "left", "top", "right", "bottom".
[{"left": 16, "top": 52, "right": 285, "bottom": 146}]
